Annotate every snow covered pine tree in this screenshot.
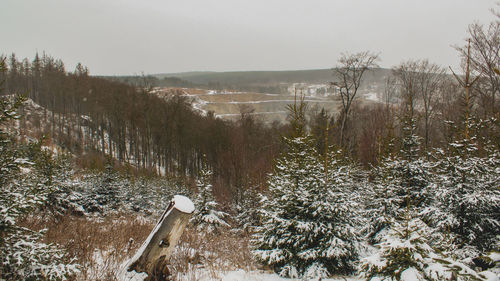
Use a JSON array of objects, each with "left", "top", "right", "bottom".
[
  {"left": 0, "top": 58, "right": 78, "bottom": 280},
  {"left": 253, "top": 95, "right": 359, "bottom": 279},
  {"left": 190, "top": 165, "right": 229, "bottom": 233}
]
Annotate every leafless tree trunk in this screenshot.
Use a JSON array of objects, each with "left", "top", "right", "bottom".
[
  {"left": 394, "top": 61, "right": 418, "bottom": 122},
  {"left": 451, "top": 39, "right": 481, "bottom": 140},
  {"left": 455, "top": 13, "right": 500, "bottom": 118},
  {"left": 333, "top": 51, "right": 379, "bottom": 148},
  {"left": 416, "top": 60, "right": 446, "bottom": 151},
  {"left": 384, "top": 77, "right": 398, "bottom": 110},
  {"left": 392, "top": 59, "right": 446, "bottom": 151}
]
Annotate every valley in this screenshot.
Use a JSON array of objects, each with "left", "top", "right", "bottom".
[{"left": 151, "top": 80, "right": 386, "bottom": 123}]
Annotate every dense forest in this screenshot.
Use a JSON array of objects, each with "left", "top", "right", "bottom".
[{"left": 1, "top": 54, "right": 285, "bottom": 201}]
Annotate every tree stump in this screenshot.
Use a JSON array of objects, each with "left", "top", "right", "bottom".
[{"left": 127, "top": 195, "right": 194, "bottom": 280}]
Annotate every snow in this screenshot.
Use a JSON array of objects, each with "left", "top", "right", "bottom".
[
  {"left": 489, "top": 252, "right": 500, "bottom": 262},
  {"left": 221, "top": 270, "right": 285, "bottom": 281},
  {"left": 362, "top": 252, "right": 386, "bottom": 268},
  {"left": 176, "top": 269, "right": 362, "bottom": 281},
  {"left": 120, "top": 270, "right": 148, "bottom": 281},
  {"left": 227, "top": 271, "right": 360, "bottom": 281},
  {"left": 118, "top": 259, "right": 148, "bottom": 281},
  {"left": 174, "top": 195, "right": 195, "bottom": 213},
  {"left": 480, "top": 271, "right": 500, "bottom": 281},
  {"left": 20, "top": 167, "right": 32, "bottom": 174},
  {"left": 190, "top": 95, "right": 209, "bottom": 116},
  {"left": 364, "top": 92, "right": 380, "bottom": 102},
  {"left": 400, "top": 267, "right": 421, "bottom": 281},
  {"left": 216, "top": 111, "right": 287, "bottom": 117},
  {"left": 224, "top": 99, "right": 322, "bottom": 104},
  {"left": 287, "top": 83, "right": 332, "bottom": 97},
  {"left": 120, "top": 266, "right": 362, "bottom": 281}
]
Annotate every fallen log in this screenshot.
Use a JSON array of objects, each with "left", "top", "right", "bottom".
[{"left": 127, "top": 195, "right": 194, "bottom": 280}]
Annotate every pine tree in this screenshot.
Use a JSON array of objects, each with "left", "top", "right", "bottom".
[
  {"left": 362, "top": 112, "right": 495, "bottom": 280},
  {"left": 79, "top": 159, "right": 123, "bottom": 214},
  {"left": 253, "top": 95, "right": 359, "bottom": 278},
  {"left": 190, "top": 166, "right": 229, "bottom": 233},
  {"left": 361, "top": 212, "right": 488, "bottom": 281},
  {"left": 422, "top": 83, "right": 500, "bottom": 255},
  {"left": 95, "top": 160, "right": 122, "bottom": 208},
  {"left": 425, "top": 141, "right": 500, "bottom": 254},
  {"left": 0, "top": 58, "right": 78, "bottom": 280},
  {"left": 365, "top": 116, "right": 434, "bottom": 243},
  {"left": 362, "top": 215, "right": 436, "bottom": 281},
  {"left": 254, "top": 135, "right": 360, "bottom": 278},
  {"left": 124, "top": 177, "right": 157, "bottom": 215},
  {"left": 234, "top": 186, "right": 261, "bottom": 233},
  {"left": 428, "top": 45, "right": 500, "bottom": 254}
]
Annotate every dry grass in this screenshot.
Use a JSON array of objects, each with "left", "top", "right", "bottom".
[
  {"left": 171, "top": 229, "right": 257, "bottom": 280},
  {"left": 21, "top": 213, "right": 153, "bottom": 280},
  {"left": 21, "top": 213, "right": 257, "bottom": 281}
]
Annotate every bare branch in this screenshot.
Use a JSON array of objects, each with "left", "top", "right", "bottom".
[{"left": 333, "top": 51, "right": 379, "bottom": 147}]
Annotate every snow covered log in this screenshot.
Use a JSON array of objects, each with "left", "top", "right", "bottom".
[{"left": 127, "top": 195, "right": 195, "bottom": 279}]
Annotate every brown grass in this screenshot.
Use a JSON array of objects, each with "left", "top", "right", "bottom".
[
  {"left": 21, "top": 213, "right": 257, "bottom": 281},
  {"left": 171, "top": 229, "right": 257, "bottom": 280},
  {"left": 21, "top": 213, "right": 153, "bottom": 280}
]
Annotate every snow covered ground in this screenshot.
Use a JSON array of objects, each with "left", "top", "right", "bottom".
[
  {"left": 177, "top": 269, "right": 362, "bottom": 281},
  {"left": 364, "top": 92, "right": 380, "bottom": 102},
  {"left": 122, "top": 268, "right": 362, "bottom": 281}
]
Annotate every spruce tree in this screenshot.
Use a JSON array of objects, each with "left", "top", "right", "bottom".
[
  {"left": 0, "top": 58, "right": 78, "bottom": 280},
  {"left": 253, "top": 94, "right": 359, "bottom": 278},
  {"left": 426, "top": 134, "right": 500, "bottom": 254},
  {"left": 190, "top": 165, "right": 229, "bottom": 233},
  {"left": 79, "top": 159, "right": 124, "bottom": 214},
  {"left": 234, "top": 186, "right": 261, "bottom": 233},
  {"left": 365, "top": 114, "right": 434, "bottom": 243},
  {"left": 361, "top": 212, "right": 488, "bottom": 281}
]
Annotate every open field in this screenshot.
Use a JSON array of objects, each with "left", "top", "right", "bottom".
[{"left": 152, "top": 87, "right": 383, "bottom": 123}]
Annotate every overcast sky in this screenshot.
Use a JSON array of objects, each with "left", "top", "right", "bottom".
[{"left": 1, "top": 0, "right": 498, "bottom": 75}]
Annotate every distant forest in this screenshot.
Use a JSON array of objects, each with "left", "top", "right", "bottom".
[{"left": 103, "top": 68, "right": 391, "bottom": 95}]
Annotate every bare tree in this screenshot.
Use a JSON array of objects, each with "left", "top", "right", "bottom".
[
  {"left": 393, "top": 61, "right": 419, "bottom": 123},
  {"left": 392, "top": 59, "right": 446, "bottom": 151},
  {"left": 456, "top": 13, "right": 500, "bottom": 117},
  {"left": 451, "top": 40, "right": 481, "bottom": 140},
  {"left": 383, "top": 76, "right": 398, "bottom": 110},
  {"left": 393, "top": 61, "right": 421, "bottom": 160},
  {"left": 333, "top": 51, "right": 379, "bottom": 148},
  {"left": 416, "top": 60, "right": 446, "bottom": 150}
]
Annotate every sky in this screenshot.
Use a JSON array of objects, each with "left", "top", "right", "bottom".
[{"left": 1, "top": 0, "right": 498, "bottom": 75}]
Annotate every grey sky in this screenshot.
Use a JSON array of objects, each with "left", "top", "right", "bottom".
[{"left": 1, "top": 0, "right": 498, "bottom": 75}]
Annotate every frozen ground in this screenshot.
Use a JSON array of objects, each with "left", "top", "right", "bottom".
[
  {"left": 209, "top": 270, "right": 361, "bottom": 281},
  {"left": 121, "top": 266, "right": 362, "bottom": 281},
  {"left": 364, "top": 92, "right": 379, "bottom": 102},
  {"left": 176, "top": 269, "right": 360, "bottom": 281}
]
